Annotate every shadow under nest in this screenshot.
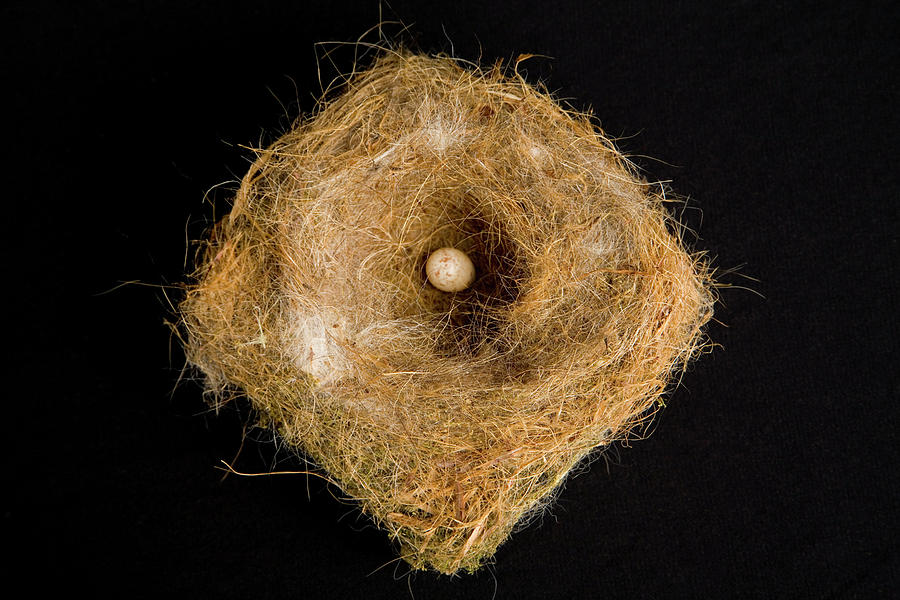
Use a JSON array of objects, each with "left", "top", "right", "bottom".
[{"left": 180, "top": 51, "right": 713, "bottom": 574}]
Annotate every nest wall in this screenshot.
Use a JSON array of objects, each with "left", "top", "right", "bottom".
[{"left": 181, "top": 51, "right": 714, "bottom": 574}]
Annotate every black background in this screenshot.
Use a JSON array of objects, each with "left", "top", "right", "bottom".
[{"left": 6, "top": 1, "right": 898, "bottom": 598}]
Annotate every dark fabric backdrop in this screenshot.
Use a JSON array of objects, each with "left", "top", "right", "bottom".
[{"left": 5, "top": 1, "right": 897, "bottom": 598}]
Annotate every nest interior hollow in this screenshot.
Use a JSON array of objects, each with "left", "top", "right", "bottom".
[{"left": 181, "top": 51, "right": 714, "bottom": 574}]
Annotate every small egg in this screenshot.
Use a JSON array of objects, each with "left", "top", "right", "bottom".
[{"left": 425, "top": 247, "right": 475, "bottom": 292}]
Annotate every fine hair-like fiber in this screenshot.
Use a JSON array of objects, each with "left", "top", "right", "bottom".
[{"left": 180, "top": 50, "right": 714, "bottom": 574}]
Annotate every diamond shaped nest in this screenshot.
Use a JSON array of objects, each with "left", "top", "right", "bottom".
[{"left": 180, "top": 51, "right": 714, "bottom": 574}]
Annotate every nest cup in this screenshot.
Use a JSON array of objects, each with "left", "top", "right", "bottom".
[{"left": 181, "top": 51, "right": 714, "bottom": 574}]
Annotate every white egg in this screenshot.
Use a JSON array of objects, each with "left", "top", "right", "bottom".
[{"left": 425, "top": 247, "right": 475, "bottom": 292}]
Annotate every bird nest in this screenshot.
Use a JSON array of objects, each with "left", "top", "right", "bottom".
[{"left": 180, "top": 51, "right": 714, "bottom": 574}]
